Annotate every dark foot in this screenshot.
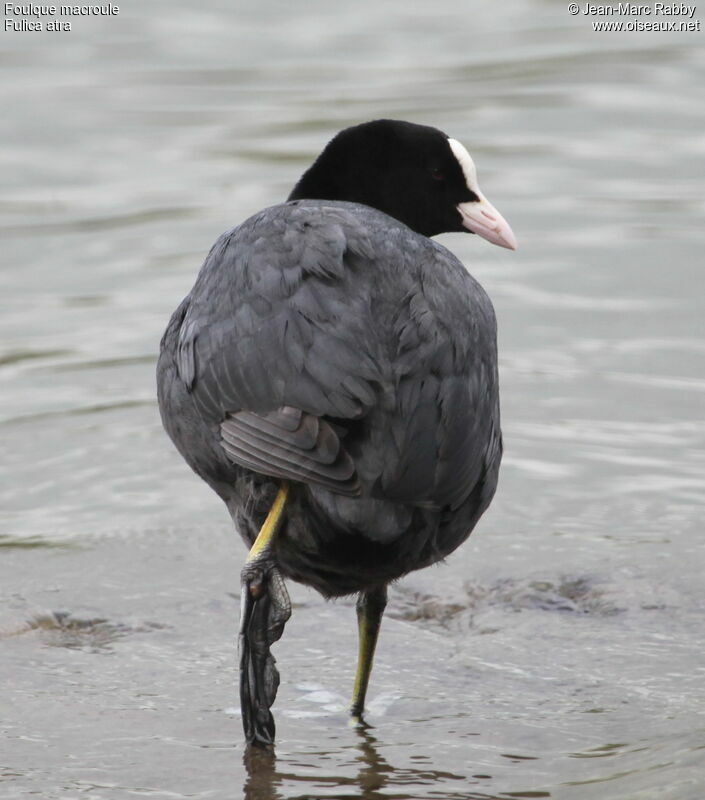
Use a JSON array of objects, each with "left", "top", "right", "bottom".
[{"left": 239, "top": 557, "right": 291, "bottom": 747}]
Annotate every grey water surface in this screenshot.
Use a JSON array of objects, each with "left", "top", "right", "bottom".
[{"left": 1, "top": 1, "right": 704, "bottom": 798}]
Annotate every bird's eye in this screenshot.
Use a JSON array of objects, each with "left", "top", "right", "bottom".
[{"left": 430, "top": 167, "right": 445, "bottom": 181}]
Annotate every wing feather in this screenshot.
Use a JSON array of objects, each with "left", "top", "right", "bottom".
[{"left": 220, "top": 408, "right": 359, "bottom": 496}]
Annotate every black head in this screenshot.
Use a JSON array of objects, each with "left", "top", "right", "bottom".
[{"left": 288, "top": 119, "right": 516, "bottom": 248}]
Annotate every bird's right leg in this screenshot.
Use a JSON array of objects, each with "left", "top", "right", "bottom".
[
  {"left": 350, "top": 584, "right": 388, "bottom": 721},
  {"left": 239, "top": 482, "right": 291, "bottom": 747}
]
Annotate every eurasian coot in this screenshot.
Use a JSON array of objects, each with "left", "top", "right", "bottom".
[{"left": 157, "top": 119, "right": 516, "bottom": 745}]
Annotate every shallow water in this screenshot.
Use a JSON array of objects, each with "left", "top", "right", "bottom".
[{"left": 1, "top": 2, "right": 704, "bottom": 798}]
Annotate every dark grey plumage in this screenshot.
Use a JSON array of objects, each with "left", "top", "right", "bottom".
[{"left": 158, "top": 199, "right": 501, "bottom": 596}]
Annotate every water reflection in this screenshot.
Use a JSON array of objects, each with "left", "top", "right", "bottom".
[
  {"left": 241, "top": 727, "right": 529, "bottom": 800},
  {"left": 243, "top": 745, "right": 281, "bottom": 800}
]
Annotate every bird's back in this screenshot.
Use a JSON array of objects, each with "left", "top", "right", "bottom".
[{"left": 158, "top": 200, "right": 501, "bottom": 596}]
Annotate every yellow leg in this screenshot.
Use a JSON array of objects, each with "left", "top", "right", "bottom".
[
  {"left": 247, "top": 482, "right": 289, "bottom": 564},
  {"left": 350, "top": 585, "right": 388, "bottom": 720}
]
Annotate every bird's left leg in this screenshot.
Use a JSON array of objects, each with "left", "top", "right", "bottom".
[
  {"left": 350, "top": 584, "right": 388, "bottom": 722},
  {"left": 239, "top": 482, "right": 291, "bottom": 747}
]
